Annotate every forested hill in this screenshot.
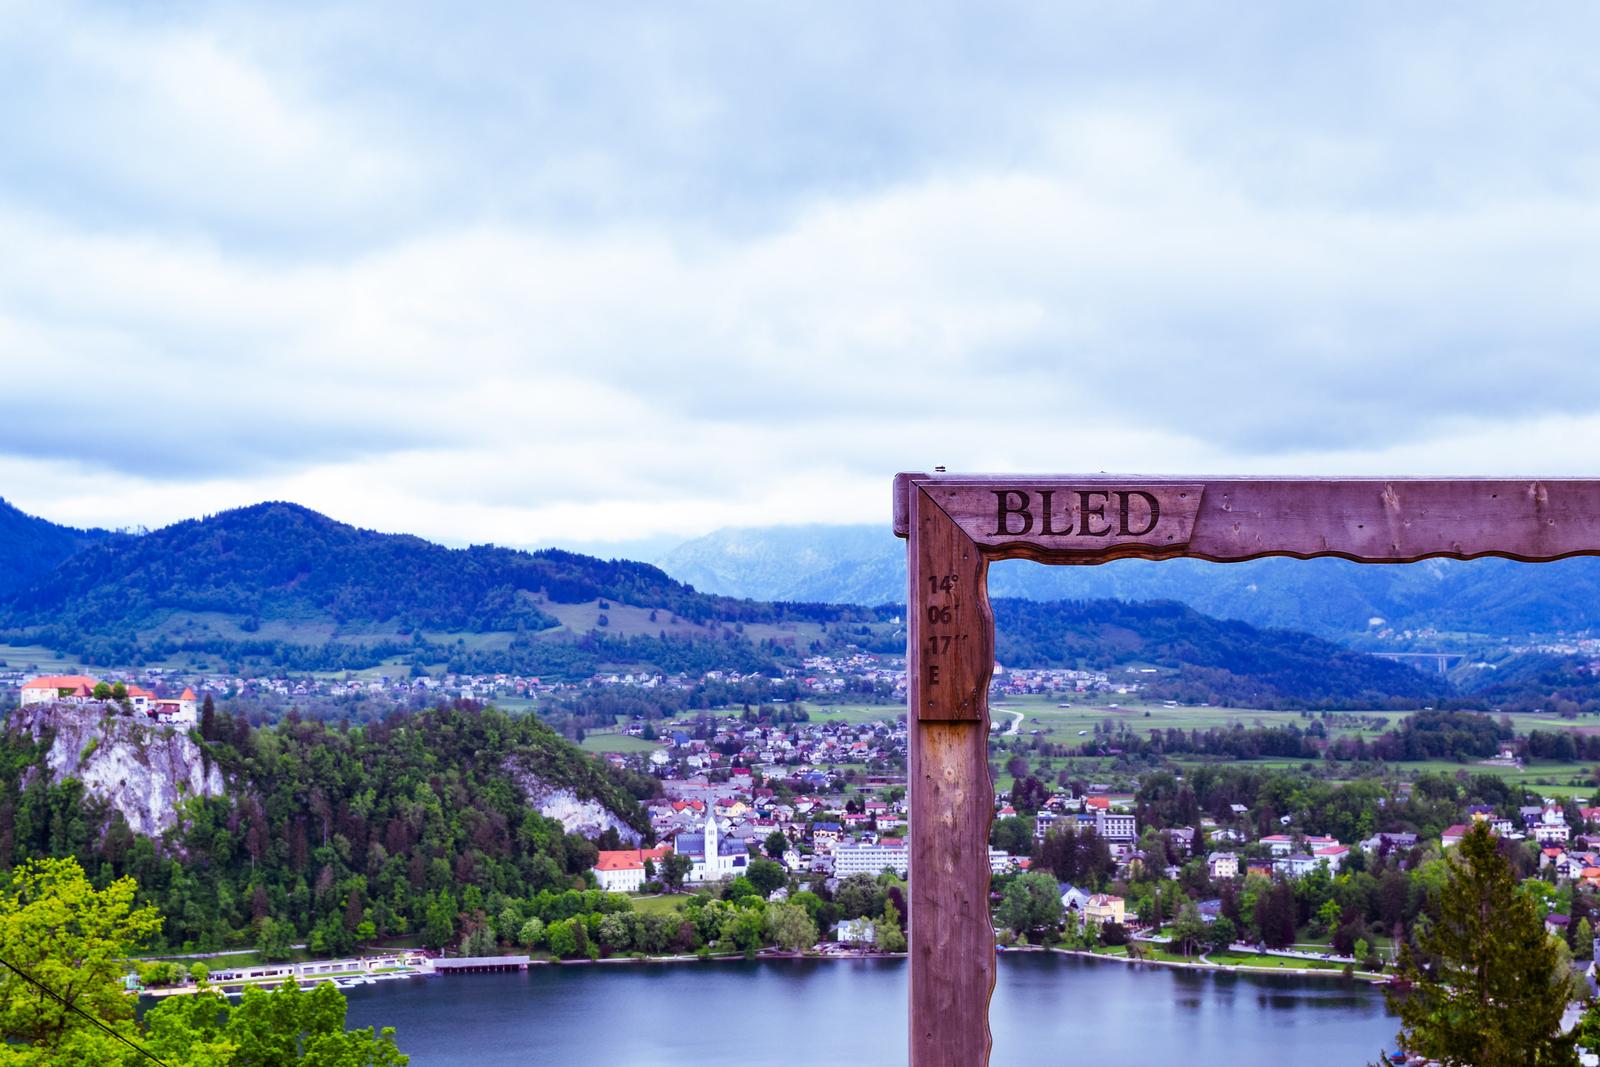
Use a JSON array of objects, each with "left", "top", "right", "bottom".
[
  {"left": 993, "top": 599, "right": 1450, "bottom": 709},
  {"left": 0, "top": 501, "right": 867, "bottom": 633},
  {"left": 1, "top": 702, "right": 656, "bottom": 952},
  {"left": 0, "top": 500, "right": 1450, "bottom": 706},
  {"left": 0, "top": 502, "right": 893, "bottom": 670},
  {"left": 0, "top": 497, "right": 124, "bottom": 598}
]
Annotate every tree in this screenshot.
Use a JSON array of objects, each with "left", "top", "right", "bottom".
[
  {"left": 423, "top": 893, "right": 457, "bottom": 951},
  {"left": 996, "top": 872, "right": 1064, "bottom": 939},
  {"left": 877, "top": 901, "right": 907, "bottom": 953},
  {"left": 596, "top": 913, "right": 631, "bottom": 954},
  {"left": 1254, "top": 881, "right": 1296, "bottom": 949},
  {"left": 1170, "top": 902, "right": 1208, "bottom": 957},
  {"left": 2, "top": 858, "right": 406, "bottom": 1066},
  {"left": 745, "top": 859, "right": 786, "bottom": 899},
  {"left": 765, "top": 903, "right": 818, "bottom": 952},
  {"left": 835, "top": 874, "right": 885, "bottom": 920},
  {"left": 660, "top": 853, "right": 693, "bottom": 892},
  {"left": 718, "top": 907, "right": 765, "bottom": 957},
  {"left": 140, "top": 960, "right": 184, "bottom": 987},
  {"left": 1386, "top": 822, "right": 1576, "bottom": 1067},
  {"left": 990, "top": 815, "right": 1032, "bottom": 854},
  {"left": 545, "top": 918, "right": 578, "bottom": 958},
  {"left": 720, "top": 876, "right": 758, "bottom": 902},
  {"left": 256, "top": 917, "right": 295, "bottom": 962},
  {"left": 518, "top": 917, "right": 545, "bottom": 949},
  {"left": 146, "top": 979, "right": 408, "bottom": 1066},
  {"left": 0, "top": 857, "right": 162, "bottom": 1059},
  {"left": 1205, "top": 916, "right": 1238, "bottom": 954},
  {"left": 763, "top": 831, "right": 789, "bottom": 860},
  {"left": 459, "top": 924, "right": 497, "bottom": 957}
]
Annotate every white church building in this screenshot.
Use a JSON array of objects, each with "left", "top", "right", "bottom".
[{"left": 673, "top": 808, "right": 751, "bottom": 883}]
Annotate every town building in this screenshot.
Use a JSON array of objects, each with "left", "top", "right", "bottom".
[
  {"left": 1094, "top": 809, "right": 1137, "bottom": 843},
  {"left": 673, "top": 809, "right": 751, "bottom": 883},
  {"left": 1059, "top": 885, "right": 1092, "bottom": 914},
  {"left": 20, "top": 675, "right": 100, "bottom": 706},
  {"left": 834, "top": 842, "right": 909, "bottom": 878},
  {"left": 1083, "top": 894, "right": 1125, "bottom": 927},
  {"left": 1360, "top": 832, "right": 1418, "bottom": 855},
  {"left": 1207, "top": 852, "right": 1238, "bottom": 880},
  {"left": 19, "top": 675, "right": 199, "bottom": 724},
  {"left": 592, "top": 845, "right": 674, "bottom": 892}
]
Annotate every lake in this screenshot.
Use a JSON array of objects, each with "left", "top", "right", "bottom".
[{"left": 341, "top": 953, "right": 1397, "bottom": 1065}]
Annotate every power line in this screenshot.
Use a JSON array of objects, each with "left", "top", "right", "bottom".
[{"left": 0, "top": 954, "right": 171, "bottom": 1067}]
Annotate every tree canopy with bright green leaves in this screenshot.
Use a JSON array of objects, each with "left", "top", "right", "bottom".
[{"left": 0, "top": 857, "right": 406, "bottom": 1066}]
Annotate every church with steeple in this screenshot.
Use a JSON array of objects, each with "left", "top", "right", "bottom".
[{"left": 673, "top": 806, "right": 751, "bottom": 883}]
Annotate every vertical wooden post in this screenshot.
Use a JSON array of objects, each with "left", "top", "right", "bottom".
[{"left": 905, "top": 483, "right": 996, "bottom": 1067}]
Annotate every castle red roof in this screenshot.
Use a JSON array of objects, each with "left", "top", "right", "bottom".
[{"left": 21, "top": 675, "right": 99, "bottom": 694}]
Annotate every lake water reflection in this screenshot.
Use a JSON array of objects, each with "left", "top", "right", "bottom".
[{"left": 342, "top": 953, "right": 1396, "bottom": 1066}]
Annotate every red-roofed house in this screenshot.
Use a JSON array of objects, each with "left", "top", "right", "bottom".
[
  {"left": 592, "top": 845, "right": 674, "bottom": 892},
  {"left": 125, "top": 684, "right": 199, "bottom": 724},
  {"left": 19, "top": 675, "right": 101, "bottom": 707},
  {"left": 1313, "top": 844, "right": 1349, "bottom": 873},
  {"left": 1441, "top": 824, "right": 1471, "bottom": 848}
]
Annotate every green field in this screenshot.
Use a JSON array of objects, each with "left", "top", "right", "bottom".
[
  {"left": 538, "top": 598, "right": 835, "bottom": 649},
  {"left": 1000, "top": 693, "right": 1313, "bottom": 739},
  {"left": 0, "top": 643, "right": 90, "bottom": 672},
  {"left": 1205, "top": 950, "right": 1352, "bottom": 972},
  {"left": 580, "top": 733, "right": 662, "bottom": 754},
  {"left": 799, "top": 702, "right": 905, "bottom": 724},
  {"left": 630, "top": 895, "right": 687, "bottom": 917}
]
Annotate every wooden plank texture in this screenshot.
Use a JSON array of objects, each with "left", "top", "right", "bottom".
[
  {"left": 906, "top": 486, "right": 995, "bottom": 1067},
  {"left": 910, "top": 475, "right": 1600, "bottom": 563}
]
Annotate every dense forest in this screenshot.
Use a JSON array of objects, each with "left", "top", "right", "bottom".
[
  {"left": 0, "top": 497, "right": 125, "bottom": 597},
  {"left": 0, "top": 703, "right": 655, "bottom": 952},
  {"left": 0, "top": 502, "right": 895, "bottom": 637},
  {"left": 992, "top": 598, "right": 1449, "bottom": 708}
]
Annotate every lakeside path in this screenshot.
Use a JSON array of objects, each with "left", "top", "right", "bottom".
[
  {"left": 1039, "top": 946, "right": 1389, "bottom": 984},
  {"left": 140, "top": 942, "right": 1392, "bottom": 998}
]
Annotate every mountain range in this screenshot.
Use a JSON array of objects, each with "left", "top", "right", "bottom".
[
  {"left": 0, "top": 498, "right": 1586, "bottom": 708},
  {"left": 654, "top": 523, "right": 1600, "bottom": 642}
]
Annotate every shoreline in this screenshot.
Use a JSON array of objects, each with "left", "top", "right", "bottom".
[
  {"left": 143, "top": 942, "right": 1389, "bottom": 998},
  {"left": 488, "top": 944, "right": 1389, "bottom": 986},
  {"left": 1039, "top": 946, "right": 1389, "bottom": 985}
]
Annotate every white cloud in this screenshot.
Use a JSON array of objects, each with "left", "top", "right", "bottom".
[{"left": 6, "top": 2, "right": 1600, "bottom": 545}]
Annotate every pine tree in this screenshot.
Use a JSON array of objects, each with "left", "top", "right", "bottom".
[{"left": 1386, "top": 822, "right": 1575, "bottom": 1066}]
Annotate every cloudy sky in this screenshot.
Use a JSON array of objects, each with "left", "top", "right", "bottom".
[{"left": 4, "top": 2, "right": 1600, "bottom": 551}]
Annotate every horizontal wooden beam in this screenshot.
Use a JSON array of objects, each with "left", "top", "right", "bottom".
[{"left": 896, "top": 474, "right": 1600, "bottom": 564}]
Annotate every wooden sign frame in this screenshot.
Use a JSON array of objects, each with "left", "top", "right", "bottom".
[{"left": 893, "top": 472, "right": 1600, "bottom": 1066}]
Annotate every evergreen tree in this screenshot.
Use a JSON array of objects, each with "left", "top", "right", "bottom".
[{"left": 1385, "top": 822, "right": 1575, "bottom": 1067}]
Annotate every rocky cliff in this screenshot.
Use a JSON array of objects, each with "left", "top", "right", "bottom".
[
  {"left": 9, "top": 703, "right": 226, "bottom": 838},
  {"left": 504, "top": 756, "right": 644, "bottom": 845}
]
